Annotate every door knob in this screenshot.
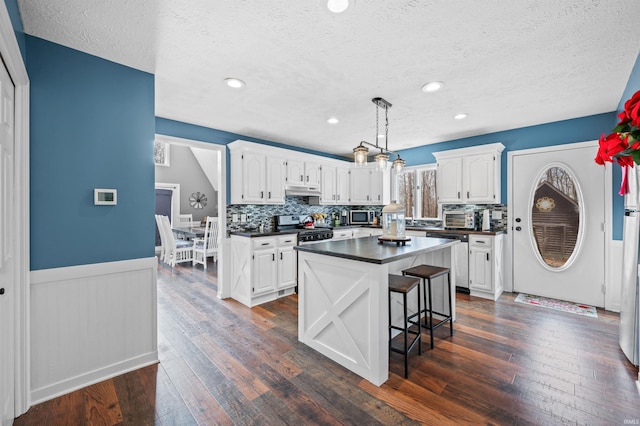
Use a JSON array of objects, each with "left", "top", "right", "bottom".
[{"left": 515, "top": 226, "right": 522, "bottom": 231}]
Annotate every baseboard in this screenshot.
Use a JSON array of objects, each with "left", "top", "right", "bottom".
[{"left": 30, "top": 352, "right": 158, "bottom": 405}]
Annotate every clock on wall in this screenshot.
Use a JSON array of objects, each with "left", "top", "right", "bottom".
[{"left": 189, "top": 192, "right": 207, "bottom": 209}]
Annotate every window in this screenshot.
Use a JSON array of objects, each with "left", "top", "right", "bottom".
[
  {"left": 398, "top": 164, "right": 438, "bottom": 219},
  {"left": 154, "top": 140, "right": 170, "bottom": 167}
]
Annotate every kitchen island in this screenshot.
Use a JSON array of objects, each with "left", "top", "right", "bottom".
[{"left": 295, "top": 236, "right": 459, "bottom": 386}]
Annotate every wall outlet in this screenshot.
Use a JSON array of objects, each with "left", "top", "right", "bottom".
[
  {"left": 240, "top": 213, "right": 247, "bottom": 223},
  {"left": 491, "top": 211, "right": 502, "bottom": 220},
  {"left": 232, "top": 214, "right": 238, "bottom": 223}
]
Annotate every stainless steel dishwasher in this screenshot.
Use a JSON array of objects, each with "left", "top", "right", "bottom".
[{"left": 425, "top": 232, "right": 470, "bottom": 294}]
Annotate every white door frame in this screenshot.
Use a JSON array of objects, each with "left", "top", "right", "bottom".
[
  {"left": 0, "top": 2, "right": 30, "bottom": 418},
  {"left": 154, "top": 134, "right": 229, "bottom": 298},
  {"left": 507, "top": 141, "right": 613, "bottom": 306}
]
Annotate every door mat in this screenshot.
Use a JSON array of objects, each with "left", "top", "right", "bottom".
[{"left": 514, "top": 293, "right": 598, "bottom": 318}]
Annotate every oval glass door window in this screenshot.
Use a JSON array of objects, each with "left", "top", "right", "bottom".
[{"left": 531, "top": 165, "right": 582, "bottom": 269}]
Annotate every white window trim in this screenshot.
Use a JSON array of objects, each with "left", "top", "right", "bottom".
[{"left": 399, "top": 163, "right": 440, "bottom": 220}]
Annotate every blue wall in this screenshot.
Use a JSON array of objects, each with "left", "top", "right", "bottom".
[{"left": 28, "top": 36, "right": 156, "bottom": 270}]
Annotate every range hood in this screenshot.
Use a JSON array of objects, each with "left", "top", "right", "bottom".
[{"left": 285, "top": 184, "right": 322, "bottom": 197}]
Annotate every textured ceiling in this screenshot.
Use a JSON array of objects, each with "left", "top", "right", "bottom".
[{"left": 17, "top": 0, "right": 640, "bottom": 157}]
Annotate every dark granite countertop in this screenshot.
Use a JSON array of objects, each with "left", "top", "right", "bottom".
[
  {"left": 229, "top": 230, "right": 298, "bottom": 238},
  {"left": 294, "top": 235, "right": 458, "bottom": 265}
]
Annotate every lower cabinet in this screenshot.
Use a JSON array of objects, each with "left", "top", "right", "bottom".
[
  {"left": 230, "top": 235, "right": 297, "bottom": 307},
  {"left": 332, "top": 229, "right": 353, "bottom": 240},
  {"left": 468, "top": 234, "right": 504, "bottom": 300},
  {"left": 352, "top": 227, "right": 383, "bottom": 239}
]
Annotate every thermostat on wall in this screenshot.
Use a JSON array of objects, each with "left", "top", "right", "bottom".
[{"left": 94, "top": 188, "right": 117, "bottom": 205}]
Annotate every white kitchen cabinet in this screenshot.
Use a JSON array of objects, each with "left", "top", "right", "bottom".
[
  {"left": 230, "top": 144, "right": 287, "bottom": 205},
  {"left": 266, "top": 156, "right": 287, "bottom": 203},
  {"left": 332, "top": 229, "right": 353, "bottom": 240},
  {"left": 288, "top": 159, "right": 321, "bottom": 187},
  {"left": 352, "top": 227, "right": 383, "bottom": 239},
  {"left": 277, "top": 235, "right": 297, "bottom": 289},
  {"left": 436, "top": 157, "right": 463, "bottom": 203},
  {"left": 321, "top": 164, "right": 350, "bottom": 205},
  {"left": 468, "top": 234, "right": 503, "bottom": 300},
  {"left": 252, "top": 239, "right": 277, "bottom": 296},
  {"left": 434, "top": 143, "right": 505, "bottom": 204},
  {"left": 230, "top": 234, "right": 298, "bottom": 307},
  {"left": 320, "top": 164, "right": 336, "bottom": 204},
  {"left": 349, "top": 167, "right": 388, "bottom": 205},
  {"left": 336, "top": 166, "right": 350, "bottom": 204}
]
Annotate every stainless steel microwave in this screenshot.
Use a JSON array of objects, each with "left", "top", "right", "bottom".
[
  {"left": 443, "top": 210, "right": 475, "bottom": 229},
  {"left": 349, "top": 210, "right": 375, "bottom": 225}
]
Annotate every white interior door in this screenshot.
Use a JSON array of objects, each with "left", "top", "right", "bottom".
[
  {"left": 0, "top": 56, "right": 16, "bottom": 424},
  {"left": 512, "top": 143, "right": 606, "bottom": 307}
]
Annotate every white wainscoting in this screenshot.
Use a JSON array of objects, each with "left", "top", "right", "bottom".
[
  {"left": 607, "top": 240, "right": 622, "bottom": 313},
  {"left": 29, "top": 257, "right": 158, "bottom": 404}
]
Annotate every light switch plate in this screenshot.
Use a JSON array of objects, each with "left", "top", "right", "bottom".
[
  {"left": 492, "top": 211, "right": 502, "bottom": 220},
  {"left": 232, "top": 214, "right": 238, "bottom": 223}
]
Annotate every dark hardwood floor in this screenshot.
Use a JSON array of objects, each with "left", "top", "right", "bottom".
[{"left": 15, "top": 260, "right": 640, "bottom": 425}]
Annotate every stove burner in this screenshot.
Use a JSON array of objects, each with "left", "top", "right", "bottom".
[{"left": 297, "top": 229, "right": 334, "bottom": 243}]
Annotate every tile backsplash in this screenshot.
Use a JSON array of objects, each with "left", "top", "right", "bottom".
[
  {"left": 226, "top": 198, "right": 507, "bottom": 233},
  {"left": 226, "top": 196, "right": 382, "bottom": 233}
]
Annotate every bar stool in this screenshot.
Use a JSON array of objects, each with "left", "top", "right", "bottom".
[
  {"left": 402, "top": 265, "right": 453, "bottom": 349},
  {"left": 388, "top": 274, "right": 422, "bottom": 378}
]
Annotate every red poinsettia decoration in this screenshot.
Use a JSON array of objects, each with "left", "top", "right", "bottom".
[{"left": 595, "top": 89, "right": 640, "bottom": 167}]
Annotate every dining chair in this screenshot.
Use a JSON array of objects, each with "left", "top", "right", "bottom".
[
  {"left": 177, "top": 213, "right": 193, "bottom": 227},
  {"left": 193, "top": 216, "right": 219, "bottom": 270},
  {"left": 155, "top": 214, "right": 168, "bottom": 264},
  {"left": 159, "top": 215, "right": 193, "bottom": 267}
]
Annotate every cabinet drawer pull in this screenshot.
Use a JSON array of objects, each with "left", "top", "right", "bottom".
[
  {"left": 261, "top": 242, "right": 269, "bottom": 246},
  {"left": 284, "top": 239, "right": 292, "bottom": 243}
]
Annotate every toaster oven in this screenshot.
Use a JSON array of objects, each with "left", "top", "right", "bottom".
[{"left": 443, "top": 210, "right": 475, "bottom": 229}]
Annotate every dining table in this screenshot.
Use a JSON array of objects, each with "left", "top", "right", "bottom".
[{"left": 171, "top": 225, "right": 206, "bottom": 240}]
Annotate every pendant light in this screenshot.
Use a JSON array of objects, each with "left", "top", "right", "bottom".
[{"left": 352, "top": 97, "right": 405, "bottom": 171}]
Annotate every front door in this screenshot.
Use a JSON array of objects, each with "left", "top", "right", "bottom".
[
  {"left": 0, "top": 57, "right": 15, "bottom": 423},
  {"left": 512, "top": 143, "right": 606, "bottom": 307}
]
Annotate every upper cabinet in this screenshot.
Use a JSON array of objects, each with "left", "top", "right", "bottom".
[
  {"left": 434, "top": 143, "right": 505, "bottom": 204},
  {"left": 229, "top": 140, "right": 390, "bottom": 206},
  {"left": 287, "top": 160, "right": 321, "bottom": 187},
  {"left": 349, "top": 166, "right": 388, "bottom": 205},
  {"left": 230, "top": 142, "right": 287, "bottom": 205}
]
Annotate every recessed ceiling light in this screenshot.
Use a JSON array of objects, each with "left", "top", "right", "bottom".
[
  {"left": 224, "top": 78, "right": 245, "bottom": 89},
  {"left": 327, "top": 0, "right": 351, "bottom": 13},
  {"left": 422, "top": 81, "right": 444, "bottom": 93},
  {"left": 327, "top": 117, "right": 339, "bottom": 124},
  {"left": 454, "top": 113, "right": 468, "bottom": 120}
]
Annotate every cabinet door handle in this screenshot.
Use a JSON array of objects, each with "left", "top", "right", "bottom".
[
  {"left": 261, "top": 191, "right": 264, "bottom": 198},
  {"left": 272, "top": 253, "right": 275, "bottom": 261},
  {"left": 467, "top": 191, "right": 470, "bottom": 198},
  {"left": 337, "top": 195, "right": 340, "bottom": 201},
  {"left": 300, "top": 174, "right": 303, "bottom": 181},
  {"left": 378, "top": 195, "right": 381, "bottom": 200},
  {"left": 268, "top": 191, "right": 271, "bottom": 199},
  {"left": 486, "top": 253, "right": 490, "bottom": 261},
  {"left": 458, "top": 191, "right": 460, "bottom": 198},
  {"left": 306, "top": 175, "right": 309, "bottom": 182},
  {"left": 280, "top": 253, "right": 283, "bottom": 260}
]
